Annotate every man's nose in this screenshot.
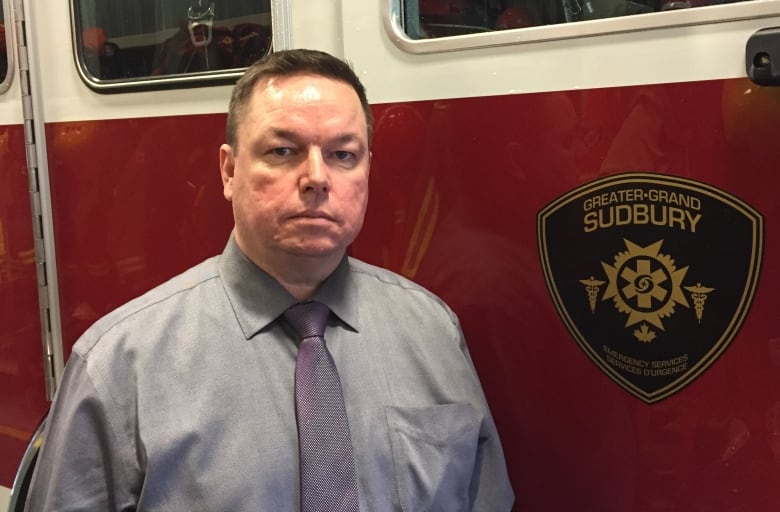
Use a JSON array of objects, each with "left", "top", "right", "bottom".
[{"left": 300, "top": 148, "right": 330, "bottom": 193}]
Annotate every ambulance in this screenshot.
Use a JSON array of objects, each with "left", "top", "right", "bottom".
[{"left": 2, "top": 1, "right": 779, "bottom": 509}]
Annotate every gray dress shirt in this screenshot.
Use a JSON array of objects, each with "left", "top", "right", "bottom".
[{"left": 25, "top": 236, "right": 514, "bottom": 511}]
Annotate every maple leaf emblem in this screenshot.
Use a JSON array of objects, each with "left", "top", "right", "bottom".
[{"left": 634, "top": 323, "right": 656, "bottom": 343}]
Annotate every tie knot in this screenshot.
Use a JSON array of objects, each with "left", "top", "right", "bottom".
[{"left": 284, "top": 301, "right": 330, "bottom": 339}]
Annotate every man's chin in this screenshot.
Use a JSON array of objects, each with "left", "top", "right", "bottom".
[{"left": 284, "top": 242, "right": 346, "bottom": 259}]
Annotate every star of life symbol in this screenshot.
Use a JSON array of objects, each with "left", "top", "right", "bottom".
[{"left": 581, "top": 239, "right": 714, "bottom": 342}]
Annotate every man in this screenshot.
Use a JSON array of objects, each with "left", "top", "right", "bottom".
[{"left": 25, "top": 49, "right": 514, "bottom": 511}]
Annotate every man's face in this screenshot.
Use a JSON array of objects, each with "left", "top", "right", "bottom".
[{"left": 220, "top": 74, "right": 370, "bottom": 270}]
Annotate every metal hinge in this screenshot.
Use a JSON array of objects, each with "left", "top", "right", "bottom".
[
  {"left": 14, "top": 0, "right": 60, "bottom": 399},
  {"left": 271, "top": 0, "right": 293, "bottom": 51}
]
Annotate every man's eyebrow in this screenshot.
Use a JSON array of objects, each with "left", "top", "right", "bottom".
[
  {"left": 267, "top": 128, "right": 299, "bottom": 141},
  {"left": 331, "top": 133, "right": 365, "bottom": 146},
  {"left": 266, "top": 129, "right": 365, "bottom": 148}
]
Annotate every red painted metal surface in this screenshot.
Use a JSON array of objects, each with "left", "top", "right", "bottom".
[
  {"left": 0, "top": 124, "right": 47, "bottom": 487},
  {"left": 46, "top": 115, "right": 234, "bottom": 358},
  {"left": 4, "top": 76, "right": 779, "bottom": 509},
  {"left": 352, "top": 77, "right": 780, "bottom": 511}
]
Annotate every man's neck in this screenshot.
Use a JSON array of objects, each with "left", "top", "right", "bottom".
[
  {"left": 237, "top": 239, "right": 344, "bottom": 301},
  {"left": 269, "top": 255, "right": 342, "bottom": 300}
]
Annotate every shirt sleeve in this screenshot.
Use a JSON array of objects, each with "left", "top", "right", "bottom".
[
  {"left": 459, "top": 332, "right": 516, "bottom": 511},
  {"left": 24, "top": 350, "right": 142, "bottom": 512},
  {"left": 470, "top": 410, "right": 515, "bottom": 511}
]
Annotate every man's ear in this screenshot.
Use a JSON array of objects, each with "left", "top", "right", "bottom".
[{"left": 219, "top": 144, "right": 235, "bottom": 201}]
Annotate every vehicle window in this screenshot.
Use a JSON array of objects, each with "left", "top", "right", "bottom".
[
  {"left": 73, "top": 0, "right": 271, "bottom": 88},
  {"left": 403, "top": 0, "right": 754, "bottom": 39}
]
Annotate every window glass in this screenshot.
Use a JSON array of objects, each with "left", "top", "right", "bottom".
[
  {"left": 74, "top": 0, "right": 271, "bottom": 85},
  {"left": 403, "top": 0, "right": 754, "bottom": 39}
]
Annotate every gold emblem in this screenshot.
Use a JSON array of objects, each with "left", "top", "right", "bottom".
[{"left": 538, "top": 172, "right": 763, "bottom": 403}]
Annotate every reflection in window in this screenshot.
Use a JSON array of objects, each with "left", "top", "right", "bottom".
[
  {"left": 74, "top": 0, "right": 271, "bottom": 82},
  {"left": 404, "top": 0, "right": 754, "bottom": 39},
  {"left": 0, "top": 1, "right": 7, "bottom": 84}
]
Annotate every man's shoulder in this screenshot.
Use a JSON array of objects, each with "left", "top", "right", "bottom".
[
  {"left": 347, "top": 257, "right": 426, "bottom": 292},
  {"left": 347, "top": 257, "right": 453, "bottom": 315},
  {"left": 75, "top": 256, "right": 221, "bottom": 355}
]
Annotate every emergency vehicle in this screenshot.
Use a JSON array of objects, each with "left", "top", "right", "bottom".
[{"left": 2, "top": 0, "right": 780, "bottom": 510}]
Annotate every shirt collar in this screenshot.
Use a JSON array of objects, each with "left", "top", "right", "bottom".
[
  {"left": 311, "top": 256, "right": 359, "bottom": 333},
  {"left": 218, "top": 235, "right": 359, "bottom": 339}
]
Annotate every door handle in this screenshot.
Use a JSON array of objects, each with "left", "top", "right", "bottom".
[{"left": 746, "top": 27, "right": 780, "bottom": 86}]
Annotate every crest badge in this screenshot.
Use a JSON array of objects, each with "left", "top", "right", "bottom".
[{"left": 538, "top": 173, "right": 764, "bottom": 403}]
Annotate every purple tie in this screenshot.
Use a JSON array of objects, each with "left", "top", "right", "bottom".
[{"left": 284, "top": 301, "right": 360, "bottom": 512}]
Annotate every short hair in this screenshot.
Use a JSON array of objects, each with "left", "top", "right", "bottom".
[{"left": 226, "top": 49, "right": 373, "bottom": 151}]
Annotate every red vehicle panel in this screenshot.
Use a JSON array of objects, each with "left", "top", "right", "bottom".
[
  {"left": 12, "top": 76, "right": 778, "bottom": 510},
  {"left": 352, "top": 77, "right": 780, "bottom": 510},
  {"left": 0, "top": 123, "right": 47, "bottom": 486},
  {"left": 46, "top": 116, "right": 234, "bottom": 356}
]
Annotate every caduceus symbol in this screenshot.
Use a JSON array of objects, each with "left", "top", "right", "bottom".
[
  {"left": 580, "top": 276, "right": 606, "bottom": 314},
  {"left": 684, "top": 282, "right": 714, "bottom": 324}
]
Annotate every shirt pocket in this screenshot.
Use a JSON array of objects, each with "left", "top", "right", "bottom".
[{"left": 385, "top": 403, "right": 483, "bottom": 512}]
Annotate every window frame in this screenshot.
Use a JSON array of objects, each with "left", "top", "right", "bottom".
[
  {"left": 69, "top": 0, "right": 273, "bottom": 93},
  {"left": 384, "top": 0, "right": 780, "bottom": 54},
  {"left": 0, "top": 0, "right": 14, "bottom": 94}
]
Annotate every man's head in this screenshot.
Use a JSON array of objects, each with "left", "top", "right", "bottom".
[
  {"left": 226, "top": 49, "right": 373, "bottom": 153},
  {"left": 219, "top": 49, "right": 372, "bottom": 291}
]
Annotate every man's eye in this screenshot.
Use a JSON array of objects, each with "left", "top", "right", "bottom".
[
  {"left": 333, "top": 151, "right": 354, "bottom": 161},
  {"left": 271, "top": 147, "right": 292, "bottom": 156}
]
